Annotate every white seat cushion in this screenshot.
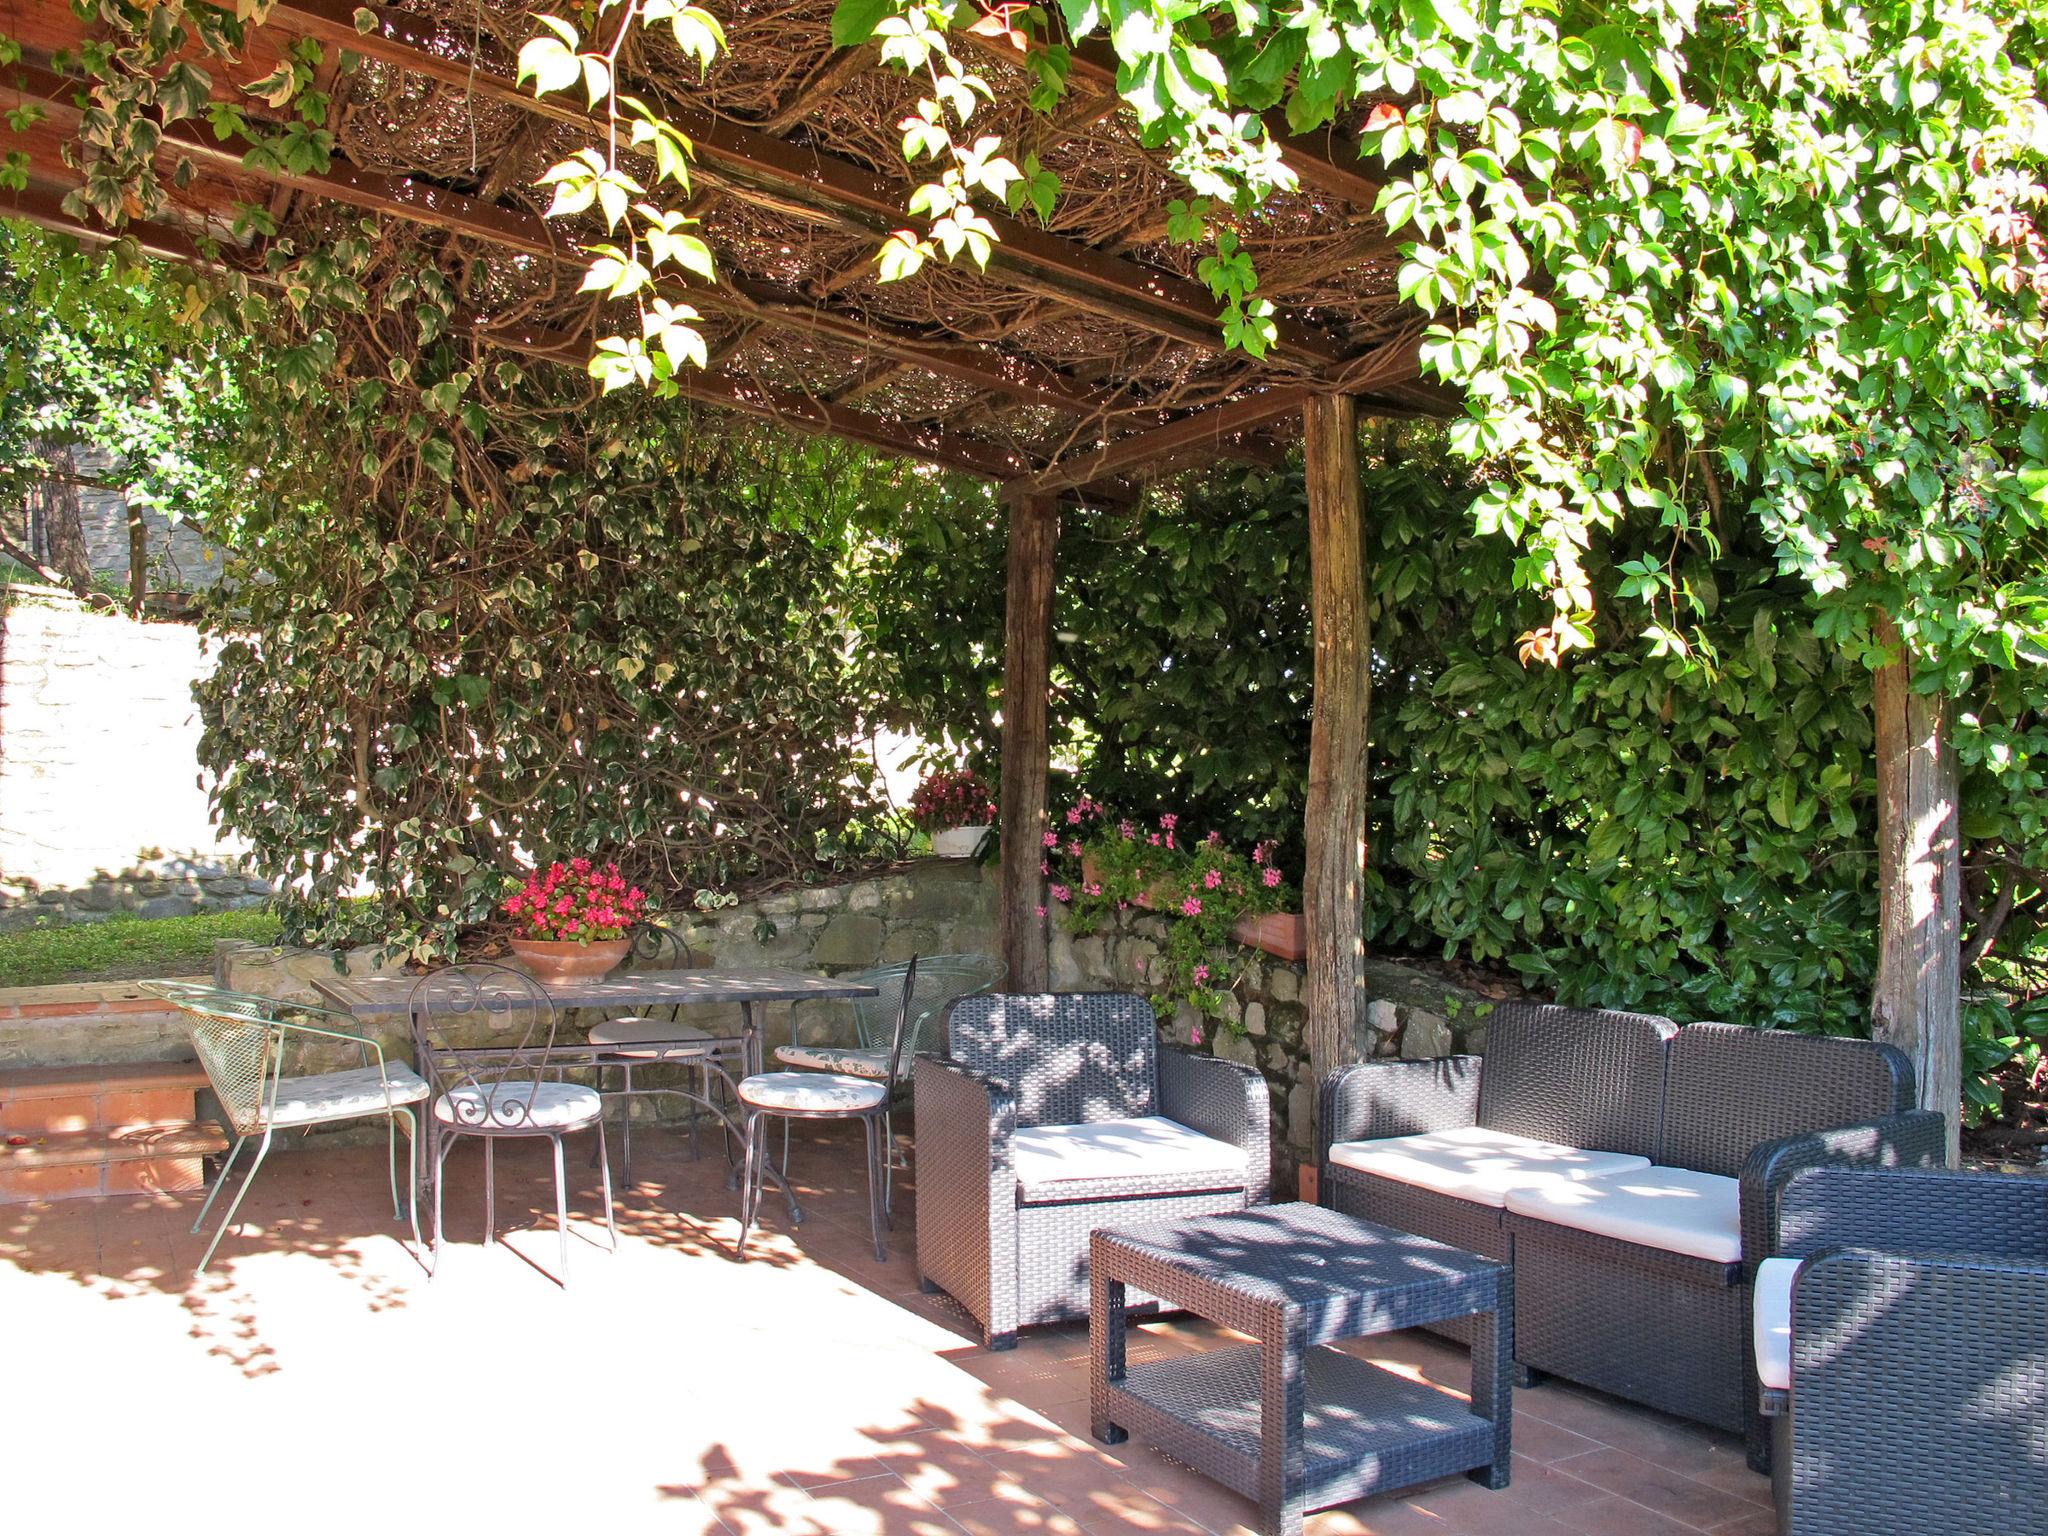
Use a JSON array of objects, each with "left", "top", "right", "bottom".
[
  {"left": 775, "top": 1044, "right": 889, "bottom": 1078},
  {"left": 434, "top": 1081, "right": 603, "bottom": 1130},
  {"left": 1504, "top": 1165, "right": 1743, "bottom": 1264},
  {"left": 1753, "top": 1255, "right": 1800, "bottom": 1391},
  {"left": 1326, "top": 1124, "right": 1653, "bottom": 1210},
  {"left": 265, "top": 1063, "right": 431, "bottom": 1128},
  {"left": 588, "top": 1016, "right": 715, "bottom": 1059},
  {"left": 1009, "top": 1116, "right": 1247, "bottom": 1202},
  {"left": 737, "top": 1071, "right": 886, "bottom": 1113}
]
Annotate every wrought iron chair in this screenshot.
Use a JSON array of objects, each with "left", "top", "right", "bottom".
[
  {"left": 409, "top": 964, "right": 616, "bottom": 1282},
  {"left": 142, "top": 980, "right": 429, "bottom": 1275},
  {"left": 736, "top": 957, "right": 919, "bottom": 1264},
  {"left": 585, "top": 921, "right": 729, "bottom": 1180},
  {"left": 772, "top": 951, "right": 1002, "bottom": 1206}
]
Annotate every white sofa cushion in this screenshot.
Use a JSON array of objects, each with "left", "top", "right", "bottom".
[
  {"left": 1504, "top": 1165, "right": 1743, "bottom": 1264},
  {"left": 266, "top": 1063, "right": 431, "bottom": 1128},
  {"left": 1753, "top": 1255, "right": 1800, "bottom": 1390},
  {"left": 1009, "top": 1116, "right": 1247, "bottom": 1201},
  {"left": 738, "top": 1071, "right": 887, "bottom": 1113},
  {"left": 1326, "top": 1124, "right": 1653, "bottom": 1210},
  {"left": 435, "top": 1080, "right": 603, "bottom": 1130}
]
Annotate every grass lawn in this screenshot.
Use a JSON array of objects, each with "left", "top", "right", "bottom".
[{"left": 0, "top": 908, "right": 279, "bottom": 989}]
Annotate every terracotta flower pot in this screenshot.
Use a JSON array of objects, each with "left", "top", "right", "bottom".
[
  {"left": 1080, "top": 852, "right": 1178, "bottom": 909},
  {"left": 509, "top": 936, "right": 630, "bottom": 984},
  {"left": 931, "top": 825, "right": 991, "bottom": 858},
  {"left": 1232, "top": 911, "right": 1308, "bottom": 962}
]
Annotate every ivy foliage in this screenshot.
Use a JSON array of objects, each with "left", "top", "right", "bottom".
[
  {"left": 0, "top": 220, "right": 246, "bottom": 544},
  {"left": 185, "top": 225, "right": 940, "bottom": 957}
]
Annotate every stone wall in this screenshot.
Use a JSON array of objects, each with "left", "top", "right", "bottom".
[
  {"left": 210, "top": 860, "right": 1491, "bottom": 1168},
  {"left": 0, "top": 594, "right": 258, "bottom": 925},
  {"left": 12, "top": 446, "right": 225, "bottom": 591}
]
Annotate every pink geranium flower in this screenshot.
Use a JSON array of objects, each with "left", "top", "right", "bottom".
[
  {"left": 1263, "top": 867, "right": 1282, "bottom": 887},
  {"left": 1203, "top": 869, "right": 1222, "bottom": 889},
  {"left": 1181, "top": 896, "right": 1202, "bottom": 917}
]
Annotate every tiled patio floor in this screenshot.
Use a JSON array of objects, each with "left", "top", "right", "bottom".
[{"left": 0, "top": 1118, "right": 1776, "bottom": 1535}]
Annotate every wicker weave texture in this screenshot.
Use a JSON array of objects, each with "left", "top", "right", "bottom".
[
  {"left": 1322, "top": 1166, "right": 1507, "bottom": 1261},
  {"left": 913, "top": 1053, "right": 1015, "bottom": 1341},
  {"left": 1317, "top": 1056, "right": 1482, "bottom": 1161},
  {"left": 1508, "top": 1215, "right": 1748, "bottom": 1433},
  {"left": 1090, "top": 1205, "right": 1512, "bottom": 1536},
  {"left": 1787, "top": 1248, "right": 2048, "bottom": 1536},
  {"left": 1663, "top": 1022, "right": 1915, "bottom": 1178},
  {"left": 1475, "top": 1002, "right": 1676, "bottom": 1158},
  {"left": 1776, "top": 1165, "right": 2048, "bottom": 1261},
  {"left": 945, "top": 992, "right": 1157, "bottom": 1128},
  {"left": 1159, "top": 1045, "right": 1273, "bottom": 1205}
]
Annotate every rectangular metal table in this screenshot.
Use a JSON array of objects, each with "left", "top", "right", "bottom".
[
  {"left": 310, "top": 965, "right": 877, "bottom": 1219},
  {"left": 1090, "top": 1202, "right": 1512, "bottom": 1536}
]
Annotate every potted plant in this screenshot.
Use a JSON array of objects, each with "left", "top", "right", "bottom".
[
  {"left": 502, "top": 858, "right": 648, "bottom": 983},
  {"left": 1049, "top": 801, "right": 1302, "bottom": 1023},
  {"left": 910, "top": 767, "right": 995, "bottom": 857}
]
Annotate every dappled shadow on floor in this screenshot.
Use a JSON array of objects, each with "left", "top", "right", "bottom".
[{"left": 0, "top": 1116, "right": 1771, "bottom": 1534}]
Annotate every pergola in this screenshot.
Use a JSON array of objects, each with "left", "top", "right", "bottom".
[{"left": 3, "top": 0, "right": 1456, "bottom": 1078}]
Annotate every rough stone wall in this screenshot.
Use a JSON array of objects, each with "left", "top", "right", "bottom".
[
  {"left": 0, "top": 595, "right": 256, "bottom": 923},
  {"left": 12, "top": 446, "right": 224, "bottom": 590},
  {"left": 209, "top": 861, "right": 1490, "bottom": 1167},
  {"left": 1050, "top": 911, "right": 1490, "bottom": 1168}
]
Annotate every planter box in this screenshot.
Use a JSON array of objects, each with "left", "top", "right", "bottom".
[
  {"left": 1232, "top": 911, "right": 1307, "bottom": 962},
  {"left": 1079, "top": 852, "right": 1181, "bottom": 910}
]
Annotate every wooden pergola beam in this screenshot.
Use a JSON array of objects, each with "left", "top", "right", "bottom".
[
  {"left": 259, "top": 0, "right": 1352, "bottom": 367},
  {"left": 965, "top": 33, "right": 1384, "bottom": 210},
  {"left": 1020, "top": 387, "right": 1310, "bottom": 494}
]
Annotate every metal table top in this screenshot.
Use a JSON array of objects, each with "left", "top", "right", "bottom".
[{"left": 307, "top": 964, "right": 877, "bottom": 1020}]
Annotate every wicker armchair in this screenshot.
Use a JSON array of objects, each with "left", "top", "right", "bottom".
[
  {"left": 915, "top": 992, "right": 1270, "bottom": 1350},
  {"left": 1757, "top": 1166, "right": 2048, "bottom": 1535}
]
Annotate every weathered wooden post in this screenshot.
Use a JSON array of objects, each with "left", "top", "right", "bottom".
[
  {"left": 1871, "top": 614, "right": 1962, "bottom": 1164},
  {"left": 997, "top": 489, "right": 1060, "bottom": 991},
  {"left": 1301, "top": 395, "right": 1371, "bottom": 1136}
]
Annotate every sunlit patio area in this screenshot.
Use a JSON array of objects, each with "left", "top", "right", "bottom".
[{"left": 2, "top": 1117, "right": 1777, "bottom": 1536}]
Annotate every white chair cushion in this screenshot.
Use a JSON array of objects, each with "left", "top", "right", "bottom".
[
  {"left": 1753, "top": 1255, "right": 1800, "bottom": 1391},
  {"left": 775, "top": 1043, "right": 890, "bottom": 1078},
  {"left": 1504, "top": 1164, "right": 1743, "bottom": 1264},
  {"left": 1009, "top": 1116, "right": 1247, "bottom": 1201},
  {"left": 588, "top": 1016, "right": 715, "bottom": 1059},
  {"left": 265, "top": 1063, "right": 431, "bottom": 1128},
  {"left": 738, "top": 1071, "right": 887, "bottom": 1113},
  {"left": 1326, "top": 1124, "right": 1653, "bottom": 1210},
  {"left": 434, "top": 1081, "right": 603, "bottom": 1130}
]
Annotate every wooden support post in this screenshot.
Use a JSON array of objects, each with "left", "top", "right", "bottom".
[
  {"left": 1872, "top": 613, "right": 1962, "bottom": 1164},
  {"left": 998, "top": 491, "right": 1060, "bottom": 991},
  {"left": 1302, "top": 395, "right": 1371, "bottom": 1108},
  {"left": 127, "top": 506, "right": 147, "bottom": 618}
]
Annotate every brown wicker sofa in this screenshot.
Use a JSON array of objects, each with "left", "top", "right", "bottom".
[{"left": 1318, "top": 1003, "right": 1946, "bottom": 1467}]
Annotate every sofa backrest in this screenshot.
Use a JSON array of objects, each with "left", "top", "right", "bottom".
[
  {"left": 1476, "top": 1002, "right": 1676, "bottom": 1158},
  {"left": 943, "top": 992, "right": 1156, "bottom": 1128},
  {"left": 1660, "top": 1023, "right": 1915, "bottom": 1178}
]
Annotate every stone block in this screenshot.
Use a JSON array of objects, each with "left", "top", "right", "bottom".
[
  {"left": 809, "top": 913, "right": 884, "bottom": 968},
  {"left": 879, "top": 924, "right": 937, "bottom": 965},
  {"left": 1401, "top": 1009, "right": 1453, "bottom": 1060},
  {"left": 886, "top": 863, "right": 984, "bottom": 919},
  {"left": 847, "top": 882, "right": 883, "bottom": 913},
  {"left": 1071, "top": 935, "right": 1110, "bottom": 985},
  {"left": 1215, "top": 1029, "right": 1257, "bottom": 1067},
  {"left": 1366, "top": 999, "right": 1400, "bottom": 1035},
  {"left": 1046, "top": 923, "right": 1084, "bottom": 991},
  {"left": 797, "top": 884, "right": 842, "bottom": 912},
  {"left": 1243, "top": 1001, "right": 1267, "bottom": 1037},
  {"left": 134, "top": 894, "right": 198, "bottom": 920},
  {"left": 1267, "top": 967, "right": 1300, "bottom": 1003}
]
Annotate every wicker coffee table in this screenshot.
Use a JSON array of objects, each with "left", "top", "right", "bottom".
[{"left": 1089, "top": 1202, "right": 1512, "bottom": 1536}]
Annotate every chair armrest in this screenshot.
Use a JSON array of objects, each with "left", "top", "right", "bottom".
[
  {"left": 1318, "top": 1056, "right": 1482, "bottom": 1167},
  {"left": 1777, "top": 1165, "right": 2048, "bottom": 1265},
  {"left": 1159, "top": 1046, "right": 1271, "bottom": 1205},
  {"left": 913, "top": 1053, "right": 1018, "bottom": 1337},
  {"left": 1740, "top": 1110, "right": 1947, "bottom": 1271}
]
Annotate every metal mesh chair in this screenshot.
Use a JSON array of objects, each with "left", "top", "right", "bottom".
[
  {"left": 773, "top": 952, "right": 1002, "bottom": 1202},
  {"left": 409, "top": 964, "right": 616, "bottom": 1283},
  {"left": 585, "top": 922, "right": 728, "bottom": 1180},
  {"left": 142, "top": 980, "right": 430, "bottom": 1274},
  {"left": 736, "top": 957, "right": 919, "bottom": 1264}
]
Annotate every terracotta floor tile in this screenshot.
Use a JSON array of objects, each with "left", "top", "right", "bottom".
[
  {"left": 796, "top": 1473, "right": 960, "bottom": 1536},
  {"left": 1551, "top": 1448, "right": 1761, "bottom": 1532}
]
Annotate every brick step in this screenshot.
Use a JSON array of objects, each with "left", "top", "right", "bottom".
[
  {"left": 0, "top": 1059, "right": 210, "bottom": 1137},
  {"left": 0, "top": 1121, "right": 228, "bottom": 1203}
]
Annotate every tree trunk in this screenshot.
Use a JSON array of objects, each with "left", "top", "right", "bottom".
[
  {"left": 1302, "top": 395, "right": 1371, "bottom": 1114},
  {"left": 1871, "top": 612, "right": 1962, "bottom": 1165},
  {"left": 998, "top": 490, "right": 1059, "bottom": 991},
  {"left": 35, "top": 446, "right": 94, "bottom": 593},
  {"left": 127, "top": 507, "right": 148, "bottom": 618}
]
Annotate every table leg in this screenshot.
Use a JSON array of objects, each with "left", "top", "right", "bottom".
[
  {"left": 1258, "top": 1317, "right": 1307, "bottom": 1536},
  {"left": 1467, "top": 1277, "right": 1514, "bottom": 1490},
  {"left": 1090, "top": 1262, "right": 1128, "bottom": 1445}
]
